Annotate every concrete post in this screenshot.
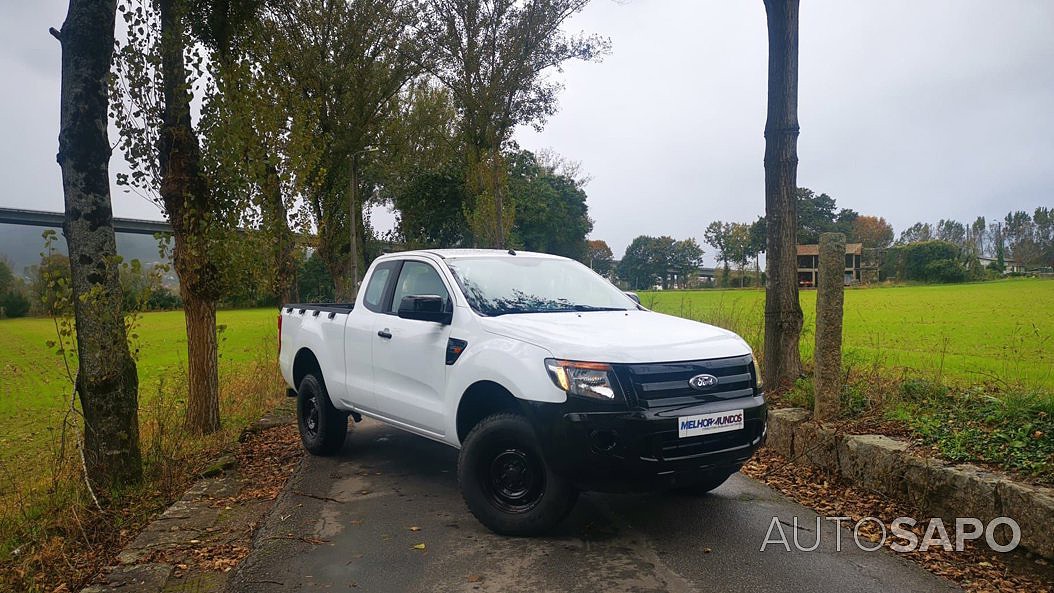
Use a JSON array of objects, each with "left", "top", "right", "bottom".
[{"left": 814, "top": 232, "right": 845, "bottom": 421}]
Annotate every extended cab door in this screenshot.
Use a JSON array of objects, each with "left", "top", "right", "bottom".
[
  {"left": 340, "top": 260, "right": 400, "bottom": 412},
  {"left": 371, "top": 259, "right": 453, "bottom": 436}
]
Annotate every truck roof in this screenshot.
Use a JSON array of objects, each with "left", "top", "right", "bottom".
[{"left": 377, "top": 248, "right": 568, "bottom": 261}]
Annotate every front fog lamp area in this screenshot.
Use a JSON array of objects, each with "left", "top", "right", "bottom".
[{"left": 545, "top": 359, "right": 618, "bottom": 401}]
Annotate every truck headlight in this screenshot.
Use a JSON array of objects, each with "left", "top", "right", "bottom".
[
  {"left": 545, "top": 359, "right": 619, "bottom": 401},
  {"left": 752, "top": 357, "right": 764, "bottom": 391}
]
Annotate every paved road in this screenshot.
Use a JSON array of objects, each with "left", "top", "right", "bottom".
[{"left": 228, "top": 419, "right": 959, "bottom": 593}]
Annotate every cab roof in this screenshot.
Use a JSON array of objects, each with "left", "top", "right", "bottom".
[{"left": 377, "top": 248, "right": 568, "bottom": 261}]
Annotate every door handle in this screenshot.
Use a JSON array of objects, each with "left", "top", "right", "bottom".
[{"left": 377, "top": 329, "right": 393, "bottom": 339}]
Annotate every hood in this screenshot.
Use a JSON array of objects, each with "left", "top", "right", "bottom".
[{"left": 478, "top": 309, "right": 752, "bottom": 363}]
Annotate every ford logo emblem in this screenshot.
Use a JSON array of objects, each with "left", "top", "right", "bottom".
[{"left": 689, "top": 374, "right": 719, "bottom": 390}]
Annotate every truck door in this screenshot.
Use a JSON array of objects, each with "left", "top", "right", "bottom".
[
  {"left": 371, "top": 259, "right": 452, "bottom": 436},
  {"left": 341, "top": 260, "right": 399, "bottom": 412}
]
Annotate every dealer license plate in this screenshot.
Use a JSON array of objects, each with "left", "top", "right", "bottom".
[{"left": 677, "top": 409, "right": 745, "bottom": 438}]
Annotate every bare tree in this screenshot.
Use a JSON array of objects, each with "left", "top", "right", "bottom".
[
  {"left": 52, "top": 0, "right": 142, "bottom": 491},
  {"left": 762, "top": 0, "right": 803, "bottom": 390}
]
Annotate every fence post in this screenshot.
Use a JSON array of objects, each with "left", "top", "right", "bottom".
[{"left": 814, "top": 232, "right": 846, "bottom": 421}]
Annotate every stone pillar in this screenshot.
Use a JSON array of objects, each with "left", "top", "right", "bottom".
[{"left": 814, "top": 232, "right": 845, "bottom": 421}]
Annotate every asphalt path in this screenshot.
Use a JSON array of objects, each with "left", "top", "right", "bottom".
[{"left": 227, "top": 419, "right": 960, "bottom": 593}]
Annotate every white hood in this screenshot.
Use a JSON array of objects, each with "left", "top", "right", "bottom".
[{"left": 479, "top": 309, "right": 752, "bottom": 363}]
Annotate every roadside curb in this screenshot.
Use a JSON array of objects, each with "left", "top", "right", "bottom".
[
  {"left": 765, "top": 407, "right": 1054, "bottom": 561},
  {"left": 78, "top": 405, "right": 298, "bottom": 593}
]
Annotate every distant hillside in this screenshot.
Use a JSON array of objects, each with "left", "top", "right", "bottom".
[{"left": 0, "top": 223, "right": 168, "bottom": 277}]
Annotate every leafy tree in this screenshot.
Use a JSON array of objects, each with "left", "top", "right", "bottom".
[
  {"left": 112, "top": 0, "right": 265, "bottom": 434},
  {"left": 585, "top": 240, "right": 614, "bottom": 275},
  {"left": 507, "top": 150, "right": 593, "bottom": 259},
  {"left": 704, "top": 221, "right": 733, "bottom": 285},
  {"left": 618, "top": 236, "right": 667, "bottom": 290},
  {"left": 851, "top": 215, "right": 894, "bottom": 248},
  {"left": 748, "top": 216, "right": 767, "bottom": 286},
  {"left": 1004, "top": 210, "right": 1041, "bottom": 268},
  {"left": 897, "top": 241, "right": 967, "bottom": 283},
  {"left": 617, "top": 235, "right": 701, "bottom": 290},
  {"left": 967, "top": 216, "right": 987, "bottom": 257},
  {"left": 267, "top": 0, "right": 424, "bottom": 299},
  {"left": 669, "top": 238, "right": 705, "bottom": 287},
  {"left": 898, "top": 222, "right": 934, "bottom": 244},
  {"left": 421, "top": 0, "right": 609, "bottom": 247},
  {"left": 1034, "top": 207, "right": 1054, "bottom": 268},
  {"left": 392, "top": 169, "right": 472, "bottom": 248},
  {"left": 726, "top": 222, "right": 753, "bottom": 288},
  {"left": 795, "top": 187, "right": 836, "bottom": 244},
  {"left": 936, "top": 219, "right": 967, "bottom": 247},
  {"left": 52, "top": 0, "right": 142, "bottom": 489},
  {"left": 0, "top": 258, "right": 13, "bottom": 296},
  {"left": 297, "top": 251, "right": 335, "bottom": 303},
  {"left": 763, "top": 0, "right": 804, "bottom": 389},
  {"left": 385, "top": 82, "right": 468, "bottom": 248}
]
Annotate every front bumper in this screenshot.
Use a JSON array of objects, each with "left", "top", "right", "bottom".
[{"left": 524, "top": 395, "right": 767, "bottom": 492}]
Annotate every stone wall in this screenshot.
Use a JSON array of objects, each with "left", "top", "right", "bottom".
[{"left": 766, "top": 408, "right": 1054, "bottom": 561}]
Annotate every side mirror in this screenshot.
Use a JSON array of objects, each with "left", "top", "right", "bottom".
[
  {"left": 624, "top": 291, "right": 641, "bottom": 305},
  {"left": 397, "top": 295, "right": 452, "bottom": 324}
]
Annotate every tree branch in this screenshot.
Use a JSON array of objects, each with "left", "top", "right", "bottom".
[{"left": 49, "top": 26, "right": 62, "bottom": 41}]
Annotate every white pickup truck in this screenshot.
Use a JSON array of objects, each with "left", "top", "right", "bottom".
[{"left": 278, "top": 249, "right": 766, "bottom": 535}]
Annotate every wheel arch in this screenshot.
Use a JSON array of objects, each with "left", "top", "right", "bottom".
[
  {"left": 292, "top": 347, "right": 324, "bottom": 392},
  {"left": 456, "top": 380, "right": 529, "bottom": 444}
]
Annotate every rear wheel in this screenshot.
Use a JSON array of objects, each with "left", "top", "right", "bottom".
[
  {"left": 296, "top": 373, "right": 348, "bottom": 456},
  {"left": 458, "top": 413, "right": 577, "bottom": 536}
]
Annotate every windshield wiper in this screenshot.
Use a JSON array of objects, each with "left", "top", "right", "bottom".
[{"left": 569, "top": 305, "right": 628, "bottom": 312}]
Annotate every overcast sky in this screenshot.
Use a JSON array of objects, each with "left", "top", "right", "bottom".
[{"left": 3, "top": 1, "right": 1052, "bottom": 261}]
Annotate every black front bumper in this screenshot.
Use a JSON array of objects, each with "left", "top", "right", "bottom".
[{"left": 524, "top": 395, "right": 767, "bottom": 492}]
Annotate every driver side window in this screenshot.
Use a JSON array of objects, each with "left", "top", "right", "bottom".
[{"left": 388, "top": 261, "right": 450, "bottom": 314}]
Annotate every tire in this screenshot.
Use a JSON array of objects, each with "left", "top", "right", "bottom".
[
  {"left": 296, "top": 373, "right": 348, "bottom": 456},
  {"left": 458, "top": 413, "right": 577, "bottom": 536},
  {"left": 675, "top": 466, "right": 739, "bottom": 496}
]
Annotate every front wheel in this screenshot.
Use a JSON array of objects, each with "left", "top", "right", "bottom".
[
  {"left": 458, "top": 413, "right": 577, "bottom": 536},
  {"left": 296, "top": 373, "right": 348, "bottom": 456}
]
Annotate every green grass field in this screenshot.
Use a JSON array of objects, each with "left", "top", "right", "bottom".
[
  {"left": 0, "top": 308, "right": 278, "bottom": 490},
  {"left": 0, "top": 279, "right": 1051, "bottom": 490},
  {"left": 641, "top": 278, "right": 1054, "bottom": 389}
]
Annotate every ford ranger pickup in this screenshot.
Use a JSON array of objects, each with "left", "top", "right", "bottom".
[{"left": 278, "top": 249, "right": 766, "bottom": 535}]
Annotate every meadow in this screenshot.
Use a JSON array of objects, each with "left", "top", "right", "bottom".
[
  {"left": 0, "top": 278, "right": 1051, "bottom": 493},
  {"left": 0, "top": 308, "right": 279, "bottom": 494},
  {"left": 641, "top": 278, "right": 1054, "bottom": 390}
]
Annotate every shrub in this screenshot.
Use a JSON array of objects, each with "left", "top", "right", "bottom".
[{"left": 0, "top": 290, "right": 30, "bottom": 318}]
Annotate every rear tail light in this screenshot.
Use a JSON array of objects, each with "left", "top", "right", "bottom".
[{"left": 277, "top": 313, "right": 283, "bottom": 356}]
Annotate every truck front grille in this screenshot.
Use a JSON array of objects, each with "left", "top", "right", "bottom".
[{"left": 615, "top": 354, "right": 758, "bottom": 409}]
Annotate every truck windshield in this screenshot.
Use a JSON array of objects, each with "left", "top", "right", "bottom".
[{"left": 445, "top": 257, "right": 636, "bottom": 316}]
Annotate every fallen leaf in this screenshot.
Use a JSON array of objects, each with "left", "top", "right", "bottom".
[
  {"left": 409, "top": 526, "right": 421, "bottom": 532},
  {"left": 412, "top": 543, "right": 426, "bottom": 550}
]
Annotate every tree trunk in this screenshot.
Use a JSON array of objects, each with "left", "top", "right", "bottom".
[
  {"left": 348, "top": 155, "right": 362, "bottom": 299},
  {"left": 492, "top": 145, "right": 505, "bottom": 249},
  {"left": 158, "top": 0, "right": 221, "bottom": 434},
  {"left": 762, "top": 0, "right": 804, "bottom": 391},
  {"left": 54, "top": 0, "right": 142, "bottom": 493},
  {"left": 181, "top": 287, "right": 220, "bottom": 431}
]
